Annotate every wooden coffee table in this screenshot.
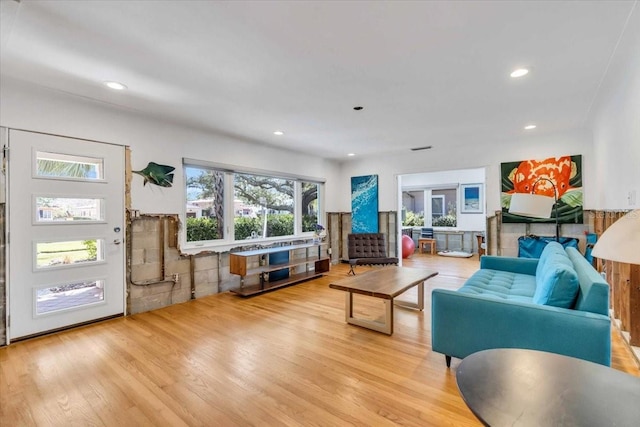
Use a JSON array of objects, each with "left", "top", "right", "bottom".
[{"left": 329, "top": 266, "right": 438, "bottom": 335}]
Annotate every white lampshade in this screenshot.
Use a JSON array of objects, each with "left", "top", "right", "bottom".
[
  {"left": 591, "top": 209, "right": 640, "bottom": 264},
  {"left": 509, "top": 193, "right": 555, "bottom": 219}
]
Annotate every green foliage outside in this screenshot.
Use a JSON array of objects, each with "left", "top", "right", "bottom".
[
  {"left": 186, "top": 217, "right": 220, "bottom": 241},
  {"left": 233, "top": 215, "right": 293, "bottom": 240},
  {"left": 261, "top": 214, "right": 294, "bottom": 238},
  {"left": 83, "top": 239, "right": 97, "bottom": 260},
  {"left": 188, "top": 214, "right": 320, "bottom": 241},
  {"left": 432, "top": 215, "right": 457, "bottom": 227},
  {"left": 403, "top": 211, "right": 424, "bottom": 226},
  {"left": 233, "top": 217, "right": 258, "bottom": 241},
  {"left": 434, "top": 201, "right": 458, "bottom": 227},
  {"left": 302, "top": 214, "right": 318, "bottom": 232}
]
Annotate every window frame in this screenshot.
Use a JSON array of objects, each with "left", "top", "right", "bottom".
[{"left": 182, "top": 158, "right": 325, "bottom": 251}]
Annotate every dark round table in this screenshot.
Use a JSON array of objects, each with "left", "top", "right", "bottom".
[{"left": 456, "top": 348, "right": 640, "bottom": 427}]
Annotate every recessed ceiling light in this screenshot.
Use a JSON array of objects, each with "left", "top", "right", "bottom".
[
  {"left": 524, "top": 124, "right": 537, "bottom": 130},
  {"left": 273, "top": 131, "right": 284, "bottom": 136},
  {"left": 510, "top": 68, "right": 529, "bottom": 78},
  {"left": 104, "top": 81, "right": 127, "bottom": 90},
  {"left": 347, "top": 153, "right": 355, "bottom": 157}
]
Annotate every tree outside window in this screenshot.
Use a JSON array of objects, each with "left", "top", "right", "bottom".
[
  {"left": 185, "top": 166, "right": 224, "bottom": 242},
  {"left": 301, "top": 181, "right": 319, "bottom": 232},
  {"left": 234, "top": 174, "right": 294, "bottom": 239}
]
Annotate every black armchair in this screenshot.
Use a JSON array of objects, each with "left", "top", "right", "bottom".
[{"left": 347, "top": 233, "right": 398, "bottom": 275}]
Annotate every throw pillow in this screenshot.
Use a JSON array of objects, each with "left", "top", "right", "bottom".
[
  {"left": 536, "top": 241, "right": 571, "bottom": 278},
  {"left": 533, "top": 261, "right": 580, "bottom": 308}
]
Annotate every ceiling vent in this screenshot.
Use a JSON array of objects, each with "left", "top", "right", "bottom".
[{"left": 410, "top": 146, "right": 432, "bottom": 151}]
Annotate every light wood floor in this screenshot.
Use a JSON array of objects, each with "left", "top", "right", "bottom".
[{"left": 2, "top": 254, "right": 639, "bottom": 426}]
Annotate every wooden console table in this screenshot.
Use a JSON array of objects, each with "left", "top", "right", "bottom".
[
  {"left": 418, "top": 238, "right": 436, "bottom": 254},
  {"left": 230, "top": 243, "right": 330, "bottom": 297}
]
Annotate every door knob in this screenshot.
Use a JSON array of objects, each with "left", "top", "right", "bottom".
[{"left": 113, "top": 239, "right": 121, "bottom": 245}]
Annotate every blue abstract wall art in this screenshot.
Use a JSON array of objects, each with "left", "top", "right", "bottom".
[{"left": 351, "top": 174, "right": 379, "bottom": 233}]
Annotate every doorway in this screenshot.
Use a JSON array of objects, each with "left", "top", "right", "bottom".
[
  {"left": 398, "top": 167, "right": 486, "bottom": 256},
  {"left": 7, "top": 129, "right": 125, "bottom": 340}
]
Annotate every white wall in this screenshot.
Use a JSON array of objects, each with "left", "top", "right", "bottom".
[
  {"left": 339, "top": 7, "right": 638, "bottom": 218},
  {"left": 400, "top": 167, "right": 486, "bottom": 231},
  {"left": 338, "top": 128, "right": 595, "bottom": 215},
  {"left": 589, "top": 5, "right": 640, "bottom": 210},
  {"left": 0, "top": 77, "right": 342, "bottom": 217}
]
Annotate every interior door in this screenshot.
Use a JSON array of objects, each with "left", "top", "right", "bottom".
[{"left": 8, "top": 129, "right": 125, "bottom": 339}]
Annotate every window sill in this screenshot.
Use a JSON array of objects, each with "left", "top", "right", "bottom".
[{"left": 181, "top": 234, "right": 316, "bottom": 254}]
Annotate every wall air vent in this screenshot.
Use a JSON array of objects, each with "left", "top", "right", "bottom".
[{"left": 410, "top": 146, "right": 432, "bottom": 151}]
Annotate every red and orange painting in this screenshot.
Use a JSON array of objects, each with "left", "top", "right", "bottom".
[{"left": 501, "top": 155, "right": 583, "bottom": 224}]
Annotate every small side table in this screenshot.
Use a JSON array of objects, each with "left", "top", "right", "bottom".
[
  {"left": 418, "top": 238, "right": 436, "bottom": 254},
  {"left": 456, "top": 348, "right": 640, "bottom": 426}
]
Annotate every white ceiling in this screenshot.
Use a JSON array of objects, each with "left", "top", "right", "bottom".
[{"left": 0, "top": 0, "right": 636, "bottom": 160}]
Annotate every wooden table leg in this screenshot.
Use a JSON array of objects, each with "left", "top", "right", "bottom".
[
  {"left": 395, "top": 281, "right": 424, "bottom": 311},
  {"left": 344, "top": 292, "right": 393, "bottom": 335},
  {"left": 346, "top": 291, "right": 353, "bottom": 322}
]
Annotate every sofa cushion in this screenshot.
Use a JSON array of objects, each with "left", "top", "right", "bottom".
[
  {"left": 533, "top": 261, "right": 580, "bottom": 308},
  {"left": 536, "top": 241, "right": 572, "bottom": 278},
  {"left": 458, "top": 269, "right": 536, "bottom": 303}
]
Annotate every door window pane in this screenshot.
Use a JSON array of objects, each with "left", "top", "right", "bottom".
[
  {"left": 185, "top": 166, "right": 225, "bottom": 242},
  {"left": 35, "top": 151, "right": 104, "bottom": 180},
  {"left": 35, "top": 280, "right": 105, "bottom": 315},
  {"left": 35, "top": 197, "right": 104, "bottom": 223},
  {"left": 36, "top": 239, "right": 104, "bottom": 269}
]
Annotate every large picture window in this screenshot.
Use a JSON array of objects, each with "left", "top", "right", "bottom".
[{"left": 184, "top": 160, "right": 323, "bottom": 245}]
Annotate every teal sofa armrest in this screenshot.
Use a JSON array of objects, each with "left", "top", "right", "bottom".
[
  {"left": 431, "top": 289, "right": 611, "bottom": 366},
  {"left": 480, "top": 255, "right": 538, "bottom": 276},
  {"left": 566, "top": 247, "right": 609, "bottom": 315}
]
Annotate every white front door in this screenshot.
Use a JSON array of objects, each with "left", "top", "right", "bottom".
[{"left": 8, "top": 129, "right": 125, "bottom": 340}]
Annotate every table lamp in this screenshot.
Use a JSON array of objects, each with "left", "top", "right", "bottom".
[
  {"left": 508, "top": 177, "right": 559, "bottom": 241},
  {"left": 591, "top": 209, "right": 640, "bottom": 264}
]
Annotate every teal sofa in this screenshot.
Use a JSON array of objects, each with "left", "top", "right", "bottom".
[{"left": 431, "top": 242, "right": 611, "bottom": 367}]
